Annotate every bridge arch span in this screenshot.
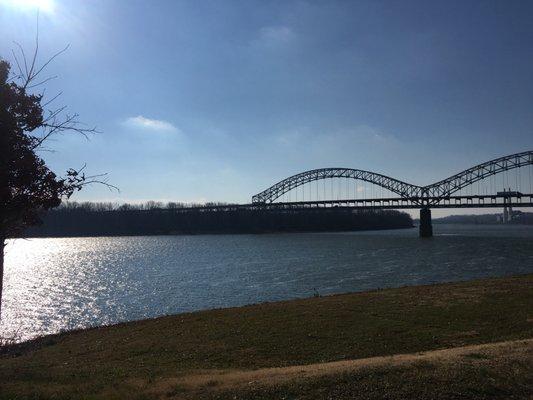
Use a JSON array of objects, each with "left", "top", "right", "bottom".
[
  {"left": 252, "top": 151, "right": 533, "bottom": 204},
  {"left": 251, "top": 168, "right": 421, "bottom": 204},
  {"left": 424, "top": 150, "right": 533, "bottom": 200}
]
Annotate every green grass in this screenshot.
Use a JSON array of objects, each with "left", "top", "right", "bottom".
[{"left": 0, "top": 274, "right": 532, "bottom": 399}]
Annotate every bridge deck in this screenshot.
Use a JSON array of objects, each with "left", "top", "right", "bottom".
[{"left": 133, "top": 194, "right": 533, "bottom": 213}]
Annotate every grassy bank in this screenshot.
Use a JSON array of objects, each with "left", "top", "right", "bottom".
[
  {"left": 1, "top": 274, "right": 532, "bottom": 399},
  {"left": 202, "top": 339, "right": 533, "bottom": 400}
]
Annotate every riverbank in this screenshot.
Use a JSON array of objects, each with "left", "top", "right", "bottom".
[{"left": 1, "top": 274, "right": 532, "bottom": 399}]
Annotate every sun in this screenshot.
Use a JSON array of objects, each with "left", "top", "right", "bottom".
[{"left": 0, "top": 0, "right": 55, "bottom": 13}]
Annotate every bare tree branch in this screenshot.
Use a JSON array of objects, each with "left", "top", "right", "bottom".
[
  {"left": 24, "top": 45, "right": 70, "bottom": 89},
  {"left": 10, "top": 49, "right": 24, "bottom": 79},
  {"left": 66, "top": 165, "right": 120, "bottom": 193},
  {"left": 42, "top": 91, "right": 62, "bottom": 107},
  {"left": 27, "top": 75, "right": 57, "bottom": 89},
  {"left": 13, "top": 42, "right": 29, "bottom": 78},
  {"left": 27, "top": 12, "right": 40, "bottom": 82}
]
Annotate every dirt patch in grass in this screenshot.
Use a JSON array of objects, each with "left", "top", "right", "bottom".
[
  {"left": 147, "top": 338, "right": 532, "bottom": 397},
  {"left": 198, "top": 339, "right": 532, "bottom": 400}
]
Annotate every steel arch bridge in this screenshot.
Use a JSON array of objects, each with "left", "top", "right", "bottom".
[
  {"left": 251, "top": 151, "right": 533, "bottom": 237},
  {"left": 252, "top": 151, "right": 533, "bottom": 205}
]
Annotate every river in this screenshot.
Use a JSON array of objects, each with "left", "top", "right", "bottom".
[{"left": 2, "top": 224, "right": 533, "bottom": 342}]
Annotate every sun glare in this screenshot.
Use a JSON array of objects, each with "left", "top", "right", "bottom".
[{"left": 0, "top": 0, "right": 55, "bottom": 13}]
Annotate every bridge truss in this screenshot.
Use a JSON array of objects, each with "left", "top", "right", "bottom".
[
  {"left": 252, "top": 168, "right": 421, "bottom": 204},
  {"left": 252, "top": 151, "right": 533, "bottom": 206},
  {"left": 423, "top": 151, "right": 533, "bottom": 202}
]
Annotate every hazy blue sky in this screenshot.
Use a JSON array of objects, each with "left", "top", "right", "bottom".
[{"left": 1, "top": 0, "right": 532, "bottom": 207}]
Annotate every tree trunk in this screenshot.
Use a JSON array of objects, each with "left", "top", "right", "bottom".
[{"left": 0, "top": 237, "right": 4, "bottom": 319}]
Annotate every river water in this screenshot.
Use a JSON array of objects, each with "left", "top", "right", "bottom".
[{"left": 2, "top": 224, "right": 533, "bottom": 342}]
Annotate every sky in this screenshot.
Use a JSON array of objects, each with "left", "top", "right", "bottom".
[{"left": 1, "top": 0, "right": 532, "bottom": 214}]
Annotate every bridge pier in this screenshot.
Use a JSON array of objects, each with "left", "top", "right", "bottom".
[{"left": 419, "top": 208, "right": 433, "bottom": 238}]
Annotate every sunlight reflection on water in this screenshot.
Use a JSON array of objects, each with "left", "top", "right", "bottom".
[{"left": 2, "top": 224, "right": 533, "bottom": 342}]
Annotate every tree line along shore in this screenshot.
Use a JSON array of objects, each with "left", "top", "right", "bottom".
[{"left": 22, "top": 201, "right": 413, "bottom": 237}]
